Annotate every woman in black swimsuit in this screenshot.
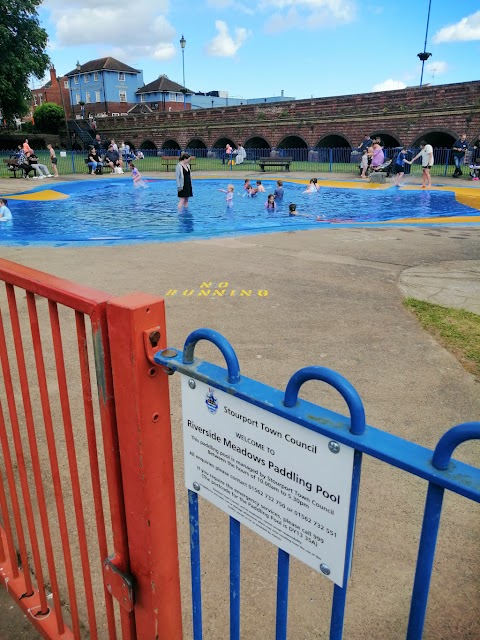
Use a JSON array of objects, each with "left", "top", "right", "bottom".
[{"left": 175, "top": 152, "right": 193, "bottom": 210}]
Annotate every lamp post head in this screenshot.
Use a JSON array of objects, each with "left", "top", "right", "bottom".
[
  {"left": 417, "top": 52, "right": 432, "bottom": 62},
  {"left": 180, "top": 35, "right": 186, "bottom": 49},
  {"left": 76, "top": 60, "right": 81, "bottom": 71}
]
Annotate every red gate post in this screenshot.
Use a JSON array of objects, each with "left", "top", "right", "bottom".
[{"left": 106, "top": 293, "right": 183, "bottom": 640}]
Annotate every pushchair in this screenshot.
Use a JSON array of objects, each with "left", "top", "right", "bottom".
[
  {"left": 469, "top": 146, "right": 480, "bottom": 180},
  {"left": 371, "top": 158, "right": 393, "bottom": 177}
]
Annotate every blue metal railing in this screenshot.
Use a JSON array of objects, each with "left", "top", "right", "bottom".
[
  {"left": 0, "top": 147, "right": 465, "bottom": 178},
  {"left": 154, "top": 330, "right": 480, "bottom": 640}
]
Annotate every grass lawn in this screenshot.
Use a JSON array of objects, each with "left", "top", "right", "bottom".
[{"left": 405, "top": 298, "right": 480, "bottom": 379}]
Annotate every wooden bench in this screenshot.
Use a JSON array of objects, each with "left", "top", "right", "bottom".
[
  {"left": 160, "top": 156, "right": 196, "bottom": 171},
  {"left": 3, "top": 158, "right": 29, "bottom": 178},
  {"left": 257, "top": 157, "right": 293, "bottom": 172}
]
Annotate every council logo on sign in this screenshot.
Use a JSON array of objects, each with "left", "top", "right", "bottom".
[{"left": 205, "top": 388, "right": 219, "bottom": 414}]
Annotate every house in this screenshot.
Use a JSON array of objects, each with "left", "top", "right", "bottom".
[
  {"left": 29, "top": 66, "right": 71, "bottom": 118},
  {"left": 64, "top": 57, "right": 144, "bottom": 118},
  {"left": 134, "top": 75, "right": 193, "bottom": 112}
]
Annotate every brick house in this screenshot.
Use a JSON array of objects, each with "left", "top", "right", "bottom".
[
  {"left": 29, "top": 66, "right": 71, "bottom": 119},
  {"left": 64, "top": 57, "right": 144, "bottom": 118}
]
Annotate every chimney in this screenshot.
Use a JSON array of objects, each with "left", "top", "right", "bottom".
[
  {"left": 49, "top": 65, "right": 56, "bottom": 84},
  {"left": 281, "top": 89, "right": 284, "bottom": 97}
]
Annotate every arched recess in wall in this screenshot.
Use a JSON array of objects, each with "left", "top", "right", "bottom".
[
  {"left": 124, "top": 140, "right": 136, "bottom": 150},
  {"left": 277, "top": 135, "right": 308, "bottom": 149},
  {"left": 162, "top": 139, "right": 181, "bottom": 150},
  {"left": 244, "top": 136, "right": 271, "bottom": 150},
  {"left": 140, "top": 140, "right": 157, "bottom": 150},
  {"left": 212, "top": 137, "right": 237, "bottom": 149},
  {"left": 411, "top": 130, "right": 456, "bottom": 148},
  {"left": 186, "top": 138, "right": 207, "bottom": 150},
  {"left": 370, "top": 132, "right": 401, "bottom": 148},
  {"left": 316, "top": 134, "right": 352, "bottom": 148}
]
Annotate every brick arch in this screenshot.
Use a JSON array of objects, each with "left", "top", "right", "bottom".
[
  {"left": 139, "top": 139, "right": 157, "bottom": 150},
  {"left": 316, "top": 133, "right": 353, "bottom": 148},
  {"left": 212, "top": 136, "right": 237, "bottom": 149},
  {"left": 370, "top": 131, "right": 402, "bottom": 147},
  {"left": 244, "top": 135, "right": 272, "bottom": 149},
  {"left": 276, "top": 134, "right": 308, "bottom": 149},
  {"left": 186, "top": 138, "right": 207, "bottom": 149},
  {"left": 410, "top": 128, "right": 457, "bottom": 148},
  {"left": 162, "top": 138, "right": 181, "bottom": 151}
]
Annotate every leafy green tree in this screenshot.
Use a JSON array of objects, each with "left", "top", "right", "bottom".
[
  {"left": 0, "top": 1, "right": 50, "bottom": 122},
  {"left": 33, "top": 102, "right": 64, "bottom": 133}
]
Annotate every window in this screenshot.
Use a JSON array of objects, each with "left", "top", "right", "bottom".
[
  {"left": 95, "top": 91, "right": 101, "bottom": 103},
  {"left": 93, "top": 72, "right": 99, "bottom": 81},
  {"left": 84, "top": 74, "right": 89, "bottom": 83},
  {"left": 140, "top": 94, "right": 146, "bottom": 102},
  {"left": 64, "top": 80, "right": 69, "bottom": 88},
  {"left": 39, "top": 95, "right": 43, "bottom": 104},
  {"left": 74, "top": 75, "right": 79, "bottom": 84},
  {"left": 76, "top": 93, "right": 81, "bottom": 104},
  {"left": 119, "top": 91, "right": 127, "bottom": 102},
  {"left": 118, "top": 72, "right": 125, "bottom": 81},
  {"left": 33, "top": 95, "right": 37, "bottom": 106},
  {"left": 85, "top": 92, "right": 91, "bottom": 103}
]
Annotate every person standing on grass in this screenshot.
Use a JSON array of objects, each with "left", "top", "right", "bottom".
[
  {"left": 47, "top": 144, "right": 59, "bottom": 177},
  {"left": 176, "top": 152, "right": 193, "bottom": 210},
  {"left": 405, "top": 141, "right": 433, "bottom": 189}
]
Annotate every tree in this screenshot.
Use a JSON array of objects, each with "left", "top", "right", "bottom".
[
  {"left": 33, "top": 102, "right": 65, "bottom": 133},
  {"left": 0, "top": 1, "right": 50, "bottom": 122}
]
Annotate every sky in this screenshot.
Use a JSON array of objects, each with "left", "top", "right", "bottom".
[{"left": 37, "top": 1, "right": 480, "bottom": 99}]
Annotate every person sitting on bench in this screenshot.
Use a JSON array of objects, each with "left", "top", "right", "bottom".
[
  {"left": 16, "top": 148, "right": 36, "bottom": 178},
  {"left": 87, "top": 147, "right": 103, "bottom": 174},
  {"left": 26, "top": 151, "right": 52, "bottom": 178},
  {"left": 105, "top": 145, "right": 123, "bottom": 173}
]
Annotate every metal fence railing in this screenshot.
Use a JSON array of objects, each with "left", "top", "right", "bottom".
[{"left": 0, "top": 148, "right": 470, "bottom": 179}]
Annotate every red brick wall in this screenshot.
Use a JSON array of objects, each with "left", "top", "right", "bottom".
[
  {"left": 97, "top": 81, "right": 480, "bottom": 149},
  {"left": 30, "top": 68, "right": 71, "bottom": 116}
]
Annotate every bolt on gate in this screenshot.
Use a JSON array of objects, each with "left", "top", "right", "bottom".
[{"left": 0, "top": 258, "right": 479, "bottom": 639}]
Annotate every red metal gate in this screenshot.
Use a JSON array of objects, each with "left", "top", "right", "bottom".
[{"left": 0, "top": 259, "right": 182, "bottom": 639}]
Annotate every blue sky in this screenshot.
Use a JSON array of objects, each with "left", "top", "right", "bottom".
[{"left": 37, "top": 1, "right": 480, "bottom": 99}]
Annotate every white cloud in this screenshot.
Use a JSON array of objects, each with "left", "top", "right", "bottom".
[
  {"left": 44, "top": 0, "right": 176, "bottom": 60},
  {"left": 433, "top": 10, "right": 480, "bottom": 43},
  {"left": 206, "top": 0, "right": 255, "bottom": 14},
  {"left": 372, "top": 79, "right": 407, "bottom": 92},
  {"left": 425, "top": 60, "right": 448, "bottom": 75},
  {"left": 205, "top": 20, "right": 251, "bottom": 57},
  {"left": 261, "top": 0, "right": 356, "bottom": 33}
]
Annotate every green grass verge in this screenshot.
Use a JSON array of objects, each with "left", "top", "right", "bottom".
[{"left": 404, "top": 298, "right": 480, "bottom": 378}]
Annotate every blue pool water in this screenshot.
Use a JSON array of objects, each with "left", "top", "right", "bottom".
[{"left": 0, "top": 178, "right": 477, "bottom": 246}]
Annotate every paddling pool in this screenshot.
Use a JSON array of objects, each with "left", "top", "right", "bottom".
[{"left": 0, "top": 178, "right": 478, "bottom": 247}]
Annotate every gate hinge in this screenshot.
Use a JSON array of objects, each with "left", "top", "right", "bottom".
[{"left": 103, "top": 555, "right": 134, "bottom": 612}]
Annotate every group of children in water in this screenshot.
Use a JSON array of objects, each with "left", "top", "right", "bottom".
[{"left": 218, "top": 178, "right": 322, "bottom": 220}]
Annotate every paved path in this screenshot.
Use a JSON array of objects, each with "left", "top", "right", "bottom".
[
  {"left": 0, "top": 175, "right": 479, "bottom": 639},
  {"left": 400, "top": 260, "right": 480, "bottom": 313}
]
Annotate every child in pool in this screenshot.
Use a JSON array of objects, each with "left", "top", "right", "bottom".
[
  {"left": 128, "top": 162, "right": 147, "bottom": 188},
  {"left": 289, "top": 203, "right": 322, "bottom": 221},
  {"left": 265, "top": 194, "right": 276, "bottom": 209},
  {"left": 244, "top": 178, "right": 251, "bottom": 191},
  {"left": 304, "top": 178, "right": 320, "bottom": 193},
  {"left": 274, "top": 179, "right": 284, "bottom": 200},
  {"left": 247, "top": 186, "right": 258, "bottom": 197},
  {"left": 0, "top": 199, "right": 12, "bottom": 221},
  {"left": 256, "top": 180, "right": 266, "bottom": 192},
  {"left": 218, "top": 183, "right": 234, "bottom": 206}
]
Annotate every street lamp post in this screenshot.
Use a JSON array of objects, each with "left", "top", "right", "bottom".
[
  {"left": 76, "top": 60, "right": 84, "bottom": 118},
  {"left": 180, "top": 35, "right": 186, "bottom": 111},
  {"left": 417, "top": 0, "right": 432, "bottom": 86}
]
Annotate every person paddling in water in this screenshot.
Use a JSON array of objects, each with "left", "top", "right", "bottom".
[{"left": 176, "top": 152, "right": 193, "bottom": 210}]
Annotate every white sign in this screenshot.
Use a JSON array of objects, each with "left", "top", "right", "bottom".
[
  {"left": 181, "top": 376, "right": 355, "bottom": 586},
  {"left": 60, "top": 151, "right": 67, "bottom": 157}
]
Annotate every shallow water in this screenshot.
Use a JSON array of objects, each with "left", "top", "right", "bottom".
[{"left": 0, "top": 178, "right": 476, "bottom": 246}]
